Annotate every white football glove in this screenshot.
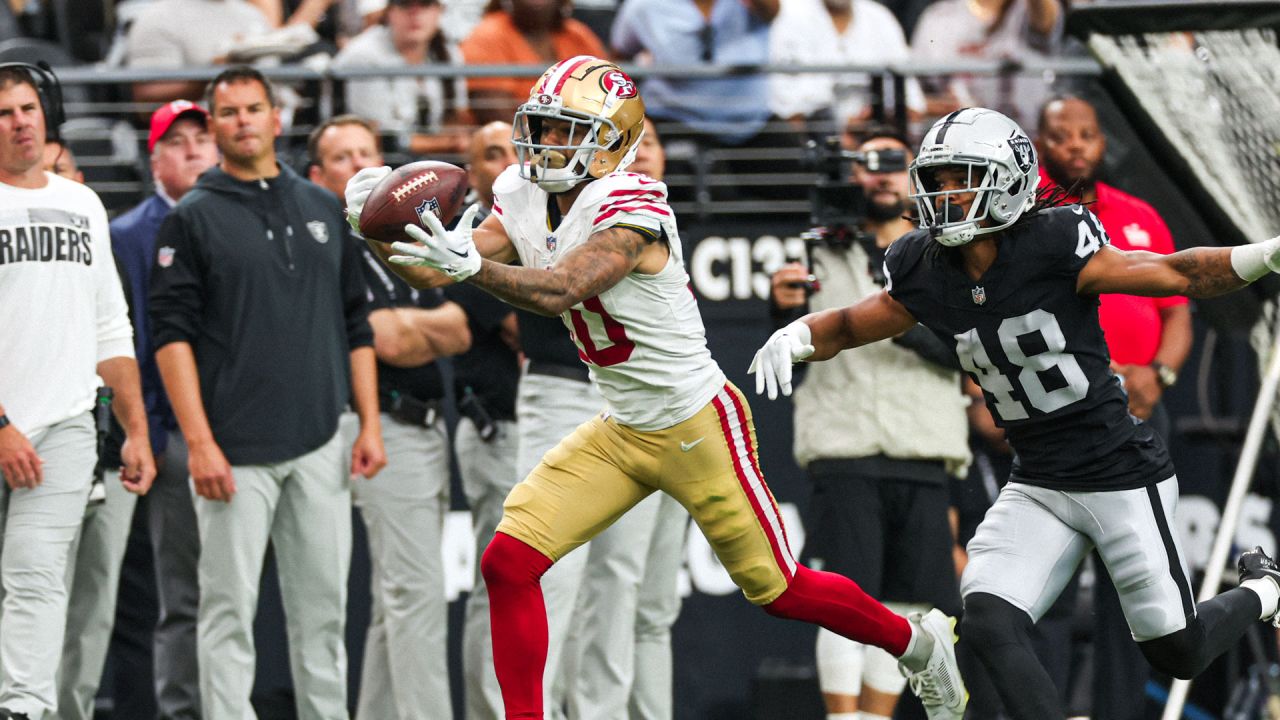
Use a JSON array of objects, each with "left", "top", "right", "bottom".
[
  {"left": 748, "top": 320, "right": 816, "bottom": 400},
  {"left": 343, "top": 165, "right": 392, "bottom": 235},
  {"left": 389, "top": 203, "right": 483, "bottom": 281}
]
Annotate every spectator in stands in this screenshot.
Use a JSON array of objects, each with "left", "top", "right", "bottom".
[
  {"left": 332, "top": 0, "right": 473, "bottom": 156},
  {"left": 443, "top": 121, "right": 526, "bottom": 720},
  {"left": 125, "top": 0, "right": 272, "bottom": 104},
  {"left": 150, "top": 66, "right": 383, "bottom": 720},
  {"left": 459, "top": 0, "right": 606, "bottom": 124},
  {"left": 768, "top": 130, "right": 969, "bottom": 720},
  {"left": 40, "top": 138, "right": 81, "bottom": 182},
  {"left": 769, "top": 0, "right": 924, "bottom": 138},
  {"left": 611, "top": 0, "right": 777, "bottom": 149},
  {"left": 108, "top": 98, "right": 218, "bottom": 720},
  {"left": 910, "top": 0, "right": 1062, "bottom": 129},
  {"left": 308, "top": 114, "right": 472, "bottom": 720},
  {"left": 0, "top": 63, "right": 155, "bottom": 720},
  {"left": 1036, "top": 93, "right": 1191, "bottom": 720}
]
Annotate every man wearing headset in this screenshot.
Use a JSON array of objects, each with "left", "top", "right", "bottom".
[{"left": 0, "top": 63, "right": 155, "bottom": 720}]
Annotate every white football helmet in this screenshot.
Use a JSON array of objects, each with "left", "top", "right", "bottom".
[
  {"left": 513, "top": 56, "right": 646, "bottom": 194},
  {"left": 909, "top": 108, "right": 1038, "bottom": 247}
]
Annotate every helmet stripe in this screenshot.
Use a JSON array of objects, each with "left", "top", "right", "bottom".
[
  {"left": 932, "top": 108, "right": 966, "bottom": 145},
  {"left": 544, "top": 55, "right": 597, "bottom": 95}
]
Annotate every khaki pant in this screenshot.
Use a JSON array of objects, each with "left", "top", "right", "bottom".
[{"left": 195, "top": 431, "right": 351, "bottom": 720}]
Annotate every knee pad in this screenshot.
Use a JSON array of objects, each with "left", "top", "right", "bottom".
[
  {"left": 1139, "top": 619, "right": 1206, "bottom": 680},
  {"left": 960, "top": 593, "right": 1032, "bottom": 655},
  {"left": 816, "top": 628, "right": 865, "bottom": 696},
  {"left": 480, "top": 532, "right": 553, "bottom": 589}
]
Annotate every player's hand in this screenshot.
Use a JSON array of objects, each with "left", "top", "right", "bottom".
[
  {"left": 119, "top": 436, "right": 156, "bottom": 495},
  {"left": 350, "top": 426, "right": 386, "bottom": 480},
  {"left": 771, "top": 263, "right": 812, "bottom": 310},
  {"left": 389, "top": 203, "right": 483, "bottom": 281},
  {"left": 748, "top": 320, "right": 815, "bottom": 400},
  {"left": 1115, "top": 363, "right": 1161, "bottom": 420},
  {"left": 343, "top": 166, "right": 392, "bottom": 235},
  {"left": 188, "top": 438, "right": 235, "bottom": 502},
  {"left": 0, "top": 422, "right": 42, "bottom": 489}
]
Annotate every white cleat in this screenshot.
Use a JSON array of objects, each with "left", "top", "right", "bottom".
[{"left": 899, "top": 609, "right": 968, "bottom": 720}]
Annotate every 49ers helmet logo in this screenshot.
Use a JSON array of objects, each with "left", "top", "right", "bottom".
[{"left": 601, "top": 70, "right": 638, "bottom": 99}]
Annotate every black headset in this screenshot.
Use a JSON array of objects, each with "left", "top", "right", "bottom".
[{"left": 0, "top": 61, "right": 66, "bottom": 140}]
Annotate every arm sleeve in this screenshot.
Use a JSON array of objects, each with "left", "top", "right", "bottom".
[
  {"left": 149, "top": 211, "right": 206, "bottom": 349},
  {"left": 95, "top": 207, "right": 135, "bottom": 362},
  {"left": 341, "top": 225, "right": 375, "bottom": 350}
]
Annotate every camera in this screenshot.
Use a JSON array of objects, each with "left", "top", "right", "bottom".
[{"left": 803, "top": 136, "right": 908, "bottom": 230}]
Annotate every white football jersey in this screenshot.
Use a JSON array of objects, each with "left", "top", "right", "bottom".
[{"left": 492, "top": 166, "right": 726, "bottom": 431}]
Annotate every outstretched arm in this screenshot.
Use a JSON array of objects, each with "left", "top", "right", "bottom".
[
  {"left": 1077, "top": 238, "right": 1280, "bottom": 298},
  {"left": 750, "top": 289, "right": 917, "bottom": 398},
  {"left": 468, "top": 227, "right": 652, "bottom": 316}
]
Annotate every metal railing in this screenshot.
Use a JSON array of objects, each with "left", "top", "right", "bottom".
[{"left": 44, "top": 58, "right": 1105, "bottom": 215}]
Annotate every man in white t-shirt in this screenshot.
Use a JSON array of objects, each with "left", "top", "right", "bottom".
[
  {"left": 0, "top": 64, "right": 155, "bottom": 720},
  {"left": 769, "top": 0, "right": 925, "bottom": 134}
]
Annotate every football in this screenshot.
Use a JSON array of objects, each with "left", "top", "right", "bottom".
[{"left": 358, "top": 160, "right": 469, "bottom": 245}]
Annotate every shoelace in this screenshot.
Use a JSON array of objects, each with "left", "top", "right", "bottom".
[{"left": 910, "top": 672, "right": 944, "bottom": 705}]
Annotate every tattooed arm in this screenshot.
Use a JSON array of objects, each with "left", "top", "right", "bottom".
[
  {"left": 1077, "top": 244, "right": 1251, "bottom": 298},
  {"left": 467, "top": 226, "right": 661, "bottom": 316}
]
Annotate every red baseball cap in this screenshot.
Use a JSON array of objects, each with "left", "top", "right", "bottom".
[{"left": 148, "top": 100, "right": 210, "bottom": 153}]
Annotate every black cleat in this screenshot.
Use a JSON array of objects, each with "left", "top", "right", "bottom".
[
  {"left": 0, "top": 709, "right": 30, "bottom": 720},
  {"left": 1238, "top": 545, "right": 1280, "bottom": 626}
]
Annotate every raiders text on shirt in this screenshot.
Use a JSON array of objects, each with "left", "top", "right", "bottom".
[{"left": 0, "top": 207, "right": 95, "bottom": 266}]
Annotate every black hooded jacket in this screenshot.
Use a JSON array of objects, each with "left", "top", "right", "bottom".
[{"left": 149, "top": 163, "right": 372, "bottom": 465}]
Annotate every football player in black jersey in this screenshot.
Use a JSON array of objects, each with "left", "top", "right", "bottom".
[{"left": 751, "top": 106, "right": 1280, "bottom": 720}]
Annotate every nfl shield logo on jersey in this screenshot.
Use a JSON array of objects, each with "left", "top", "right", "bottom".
[
  {"left": 416, "top": 197, "right": 442, "bottom": 225},
  {"left": 546, "top": 235, "right": 557, "bottom": 252},
  {"left": 307, "top": 221, "right": 329, "bottom": 244},
  {"left": 971, "top": 285, "right": 987, "bottom": 305},
  {"left": 157, "top": 246, "right": 176, "bottom": 268}
]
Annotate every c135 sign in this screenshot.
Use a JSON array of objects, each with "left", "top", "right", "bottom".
[{"left": 683, "top": 222, "right": 808, "bottom": 308}]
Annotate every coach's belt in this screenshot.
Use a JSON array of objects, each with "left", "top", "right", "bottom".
[
  {"left": 526, "top": 360, "right": 590, "bottom": 384},
  {"left": 379, "top": 391, "right": 440, "bottom": 428}
]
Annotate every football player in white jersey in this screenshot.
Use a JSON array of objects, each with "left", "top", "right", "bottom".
[{"left": 345, "top": 55, "right": 967, "bottom": 720}]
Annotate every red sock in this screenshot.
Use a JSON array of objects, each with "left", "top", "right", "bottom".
[
  {"left": 764, "top": 565, "right": 912, "bottom": 656},
  {"left": 480, "top": 532, "right": 555, "bottom": 719}
]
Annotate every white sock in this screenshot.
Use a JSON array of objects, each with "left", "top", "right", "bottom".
[
  {"left": 826, "top": 714, "right": 858, "bottom": 720},
  {"left": 1243, "top": 577, "right": 1280, "bottom": 619},
  {"left": 856, "top": 713, "right": 892, "bottom": 720},
  {"left": 898, "top": 619, "right": 933, "bottom": 672}
]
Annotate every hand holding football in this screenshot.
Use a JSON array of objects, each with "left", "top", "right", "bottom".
[{"left": 357, "top": 160, "right": 469, "bottom": 245}]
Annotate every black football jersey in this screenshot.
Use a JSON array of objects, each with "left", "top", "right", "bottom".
[{"left": 884, "top": 206, "right": 1174, "bottom": 491}]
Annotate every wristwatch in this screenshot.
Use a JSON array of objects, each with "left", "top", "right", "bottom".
[
  {"left": 1151, "top": 361, "right": 1178, "bottom": 389},
  {"left": 0, "top": 414, "right": 9, "bottom": 431}
]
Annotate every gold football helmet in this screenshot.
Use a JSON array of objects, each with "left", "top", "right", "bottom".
[{"left": 513, "top": 56, "right": 646, "bottom": 193}]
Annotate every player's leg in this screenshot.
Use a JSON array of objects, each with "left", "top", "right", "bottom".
[
  {"left": 0, "top": 416, "right": 94, "bottom": 719},
  {"left": 802, "top": 465, "right": 888, "bottom": 718},
  {"left": 513, "top": 370, "right": 601, "bottom": 718},
  {"left": 269, "top": 430, "right": 352, "bottom": 720},
  {"left": 57, "top": 471, "right": 138, "bottom": 720},
  {"left": 629, "top": 492, "right": 688, "bottom": 720},
  {"left": 458, "top": 415, "right": 520, "bottom": 720},
  {"left": 958, "top": 482, "right": 1092, "bottom": 720},
  {"left": 1085, "top": 477, "right": 1274, "bottom": 678},
  {"left": 484, "top": 415, "right": 655, "bottom": 718},
  {"left": 349, "top": 415, "right": 453, "bottom": 719},
  {"left": 658, "top": 384, "right": 963, "bottom": 717}
]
